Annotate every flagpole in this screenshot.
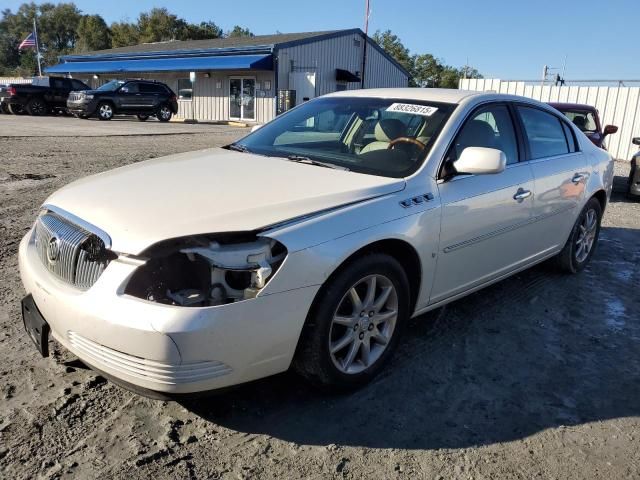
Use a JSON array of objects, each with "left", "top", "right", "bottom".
[
  {"left": 33, "top": 16, "right": 42, "bottom": 76},
  {"left": 361, "top": 0, "right": 370, "bottom": 89}
]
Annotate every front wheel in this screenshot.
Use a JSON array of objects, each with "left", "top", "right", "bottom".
[
  {"left": 293, "top": 253, "right": 410, "bottom": 389},
  {"left": 97, "top": 102, "right": 114, "bottom": 120},
  {"left": 556, "top": 197, "right": 602, "bottom": 273},
  {"left": 156, "top": 105, "right": 172, "bottom": 122}
]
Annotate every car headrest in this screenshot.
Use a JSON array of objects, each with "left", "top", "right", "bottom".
[
  {"left": 458, "top": 120, "right": 496, "bottom": 150},
  {"left": 572, "top": 116, "right": 587, "bottom": 130},
  {"left": 374, "top": 119, "right": 407, "bottom": 142}
]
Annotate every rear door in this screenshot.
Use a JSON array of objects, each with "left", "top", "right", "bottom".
[
  {"left": 138, "top": 83, "right": 164, "bottom": 112},
  {"left": 515, "top": 105, "right": 588, "bottom": 254},
  {"left": 49, "top": 78, "right": 69, "bottom": 107},
  {"left": 430, "top": 102, "right": 538, "bottom": 304}
]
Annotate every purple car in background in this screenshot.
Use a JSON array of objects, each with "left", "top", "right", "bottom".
[{"left": 548, "top": 102, "right": 618, "bottom": 150}]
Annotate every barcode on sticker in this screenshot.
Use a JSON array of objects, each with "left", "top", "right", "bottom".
[{"left": 386, "top": 103, "right": 439, "bottom": 117}]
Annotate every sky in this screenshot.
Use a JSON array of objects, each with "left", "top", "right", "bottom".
[{"left": 3, "top": 0, "right": 638, "bottom": 80}]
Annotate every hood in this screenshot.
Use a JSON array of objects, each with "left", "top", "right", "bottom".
[{"left": 45, "top": 148, "right": 405, "bottom": 254}]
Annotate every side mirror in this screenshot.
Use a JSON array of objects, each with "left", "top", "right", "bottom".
[
  {"left": 603, "top": 125, "right": 618, "bottom": 136},
  {"left": 250, "top": 124, "right": 262, "bottom": 133},
  {"left": 453, "top": 147, "right": 507, "bottom": 175},
  {"left": 633, "top": 137, "right": 640, "bottom": 146}
]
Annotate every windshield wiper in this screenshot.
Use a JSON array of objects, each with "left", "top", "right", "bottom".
[
  {"left": 285, "top": 155, "right": 349, "bottom": 171},
  {"left": 227, "top": 143, "right": 251, "bottom": 153}
]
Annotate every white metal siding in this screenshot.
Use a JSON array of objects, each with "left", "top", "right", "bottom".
[
  {"left": 363, "top": 42, "right": 408, "bottom": 89},
  {"left": 460, "top": 78, "right": 640, "bottom": 160},
  {"left": 277, "top": 33, "right": 408, "bottom": 97},
  {"left": 0, "top": 77, "right": 32, "bottom": 84}
]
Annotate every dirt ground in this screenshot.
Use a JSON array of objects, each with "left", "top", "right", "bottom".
[{"left": 1, "top": 116, "right": 639, "bottom": 479}]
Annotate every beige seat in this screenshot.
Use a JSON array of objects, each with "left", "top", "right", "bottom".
[{"left": 360, "top": 119, "right": 407, "bottom": 154}]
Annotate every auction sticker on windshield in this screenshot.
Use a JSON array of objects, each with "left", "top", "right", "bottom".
[{"left": 386, "top": 103, "right": 439, "bottom": 117}]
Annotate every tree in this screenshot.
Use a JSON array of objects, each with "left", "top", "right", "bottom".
[
  {"left": 110, "top": 21, "right": 139, "bottom": 48},
  {"left": 226, "top": 25, "right": 254, "bottom": 38},
  {"left": 185, "top": 21, "right": 223, "bottom": 40},
  {"left": 76, "top": 14, "right": 111, "bottom": 52},
  {"left": 372, "top": 29, "right": 414, "bottom": 82},
  {"left": 38, "top": 2, "right": 82, "bottom": 52},
  {"left": 137, "top": 8, "right": 184, "bottom": 43}
]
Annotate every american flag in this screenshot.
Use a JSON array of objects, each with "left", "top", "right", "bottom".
[{"left": 19, "top": 32, "right": 36, "bottom": 50}]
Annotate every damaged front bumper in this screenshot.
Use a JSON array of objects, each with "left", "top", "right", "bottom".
[{"left": 18, "top": 229, "right": 319, "bottom": 395}]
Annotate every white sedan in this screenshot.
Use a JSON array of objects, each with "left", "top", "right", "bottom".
[{"left": 19, "top": 89, "right": 614, "bottom": 397}]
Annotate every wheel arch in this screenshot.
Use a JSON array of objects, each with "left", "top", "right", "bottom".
[
  {"left": 591, "top": 189, "right": 607, "bottom": 212},
  {"left": 318, "top": 238, "right": 422, "bottom": 315}
]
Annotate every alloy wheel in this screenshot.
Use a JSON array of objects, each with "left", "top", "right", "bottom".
[
  {"left": 329, "top": 274, "right": 398, "bottom": 374},
  {"left": 31, "top": 100, "right": 46, "bottom": 115},
  {"left": 575, "top": 208, "right": 597, "bottom": 263},
  {"left": 99, "top": 104, "right": 113, "bottom": 119},
  {"left": 159, "top": 106, "right": 171, "bottom": 120}
]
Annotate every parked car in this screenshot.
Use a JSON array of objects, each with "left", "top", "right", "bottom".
[
  {"left": 0, "top": 84, "right": 10, "bottom": 114},
  {"left": 19, "top": 89, "right": 614, "bottom": 398},
  {"left": 548, "top": 102, "right": 618, "bottom": 149},
  {"left": 5, "top": 76, "right": 90, "bottom": 115},
  {"left": 67, "top": 79, "right": 178, "bottom": 122},
  {"left": 629, "top": 137, "right": 640, "bottom": 198}
]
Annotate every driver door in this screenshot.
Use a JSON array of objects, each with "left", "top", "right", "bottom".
[{"left": 430, "top": 103, "right": 538, "bottom": 304}]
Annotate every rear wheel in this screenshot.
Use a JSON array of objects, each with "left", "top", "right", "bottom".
[
  {"left": 97, "top": 102, "right": 114, "bottom": 120},
  {"left": 136, "top": 114, "right": 149, "bottom": 121},
  {"left": 156, "top": 104, "right": 172, "bottom": 122},
  {"left": 293, "top": 253, "right": 410, "bottom": 389},
  {"left": 8, "top": 104, "right": 25, "bottom": 115},
  {"left": 556, "top": 197, "right": 602, "bottom": 273},
  {"left": 26, "top": 98, "right": 47, "bottom": 116}
]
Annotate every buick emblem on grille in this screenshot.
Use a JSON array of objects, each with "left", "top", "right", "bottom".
[{"left": 47, "top": 236, "right": 61, "bottom": 263}]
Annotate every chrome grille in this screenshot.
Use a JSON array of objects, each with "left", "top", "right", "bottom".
[
  {"left": 34, "top": 211, "right": 111, "bottom": 289},
  {"left": 68, "top": 92, "right": 83, "bottom": 102}
]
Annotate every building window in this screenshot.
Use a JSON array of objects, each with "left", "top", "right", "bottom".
[{"left": 177, "top": 78, "right": 193, "bottom": 100}]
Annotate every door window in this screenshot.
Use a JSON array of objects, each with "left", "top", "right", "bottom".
[
  {"left": 121, "top": 82, "right": 139, "bottom": 93},
  {"left": 452, "top": 104, "right": 519, "bottom": 165},
  {"left": 517, "top": 106, "right": 570, "bottom": 159},
  {"left": 177, "top": 78, "right": 192, "bottom": 99},
  {"left": 139, "top": 83, "right": 164, "bottom": 93}
]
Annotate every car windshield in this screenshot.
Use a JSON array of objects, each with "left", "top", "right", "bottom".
[
  {"left": 235, "top": 97, "right": 455, "bottom": 178},
  {"left": 96, "top": 80, "right": 126, "bottom": 92},
  {"left": 560, "top": 109, "right": 598, "bottom": 133}
]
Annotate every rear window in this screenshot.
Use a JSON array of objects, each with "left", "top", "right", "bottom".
[
  {"left": 139, "top": 83, "right": 167, "bottom": 94},
  {"left": 517, "top": 106, "right": 570, "bottom": 159}
]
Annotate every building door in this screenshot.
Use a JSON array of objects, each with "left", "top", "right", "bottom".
[
  {"left": 229, "top": 77, "right": 255, "bottom": 121},
  {"left": 289, "top": 72, "right": 316, "bottom": 106}
]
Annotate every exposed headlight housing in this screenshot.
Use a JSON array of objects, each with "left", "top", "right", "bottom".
[{"left": 123, "top": 234, "right": 287, "bottom": 307}]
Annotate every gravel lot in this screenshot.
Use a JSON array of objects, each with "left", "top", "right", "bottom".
[{"left": 1, "top": 115, "right": 639, "bottom": 479}]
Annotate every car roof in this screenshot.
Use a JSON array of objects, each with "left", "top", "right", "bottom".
[
  {"left": 548, "top": 102, "right": 596, "bottom": 111},
  {"left": 325, "top": 88, "right": 482, "bottom": 104}
]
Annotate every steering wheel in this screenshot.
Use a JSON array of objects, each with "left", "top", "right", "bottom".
[{"left": 387, "top": 137, "right": 427, "bottom": 150}]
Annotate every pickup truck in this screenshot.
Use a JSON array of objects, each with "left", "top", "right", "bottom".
[
  {"left": 5, "top": 76, "right": 90, "bottom": 115},
  {"left": 548, "top": 102, "right": 618, "bottom": 150}
]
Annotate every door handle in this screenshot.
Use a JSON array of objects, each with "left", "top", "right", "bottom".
[
  {"left": 571, "top": 173, "right": 586, "bottom": 184},
  {"left": 513, "top": 188, "right": 532, "bottom": 201}
]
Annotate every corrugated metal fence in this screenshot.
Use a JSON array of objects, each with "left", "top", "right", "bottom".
[
  {"left": 459, "top": 78, "right": 640, "bottom": 160},
  {"left": 0, "top": 77, "right": 32, "bottom": 85}
]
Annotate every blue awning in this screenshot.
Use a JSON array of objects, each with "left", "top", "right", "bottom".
[{"left": 46, "top": 54, "right": 273, "bottom": 74}]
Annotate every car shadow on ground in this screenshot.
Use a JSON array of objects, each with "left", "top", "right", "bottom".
[{"left": 182, "top": 226, "right": 640, "bottom": 450}]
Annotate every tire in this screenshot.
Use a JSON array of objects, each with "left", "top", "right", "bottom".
[
  {"left": 293, "top": 253, "right": 410, "bottom": 390},
  {"left": 137, "top": 114, "right": 149, "bottom": 121},
  {"left": 97, "top": 102, "right": 114, "bottom": 121},
  {"left": 8, "top": 104, "right": 25, "bottom": 115},
  {"left": 556, "top": 197, "right": 602, "bottom": 273},
  {"left": 26, "top": 98, "right": 47, "bottom": 116},
  {"left": 156, "top": 104, "right": 172, "bottom": 122}
]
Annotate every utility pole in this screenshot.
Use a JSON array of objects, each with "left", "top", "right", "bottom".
[
  {"left": 33, "top": 16, "right": 42, "bottom": 76},
  {"left": 361, "top": 0, "right": 370, "bottom": 89}
]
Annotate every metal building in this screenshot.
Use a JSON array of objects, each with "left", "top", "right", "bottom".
[{"left": 46, "top": 29, "right": 410, "bottom": 124}]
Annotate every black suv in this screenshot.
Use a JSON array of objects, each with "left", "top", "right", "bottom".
[{"left": 67, "top": 79, "right": 178, "bottom": 122}]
